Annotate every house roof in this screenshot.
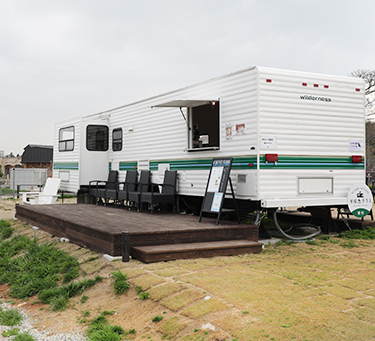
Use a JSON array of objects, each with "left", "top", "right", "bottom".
[{"left": 21, "top": 144, "right": 53, "bottom": 163}]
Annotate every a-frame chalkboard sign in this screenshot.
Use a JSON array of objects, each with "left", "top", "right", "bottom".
[{"left": 199, "top": 157, "right": 240, "bottom": 225}]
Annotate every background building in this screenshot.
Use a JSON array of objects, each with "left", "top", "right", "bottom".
[{"left": 21, "top": 145, "right": 53, "bottom": 177}]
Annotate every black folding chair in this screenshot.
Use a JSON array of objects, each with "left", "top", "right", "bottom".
[
  {"left": 140, "top": 170, "right": 177, "bottom": 214},
  {"left": 128, "top": 170, "right": 151, "bottom": 211},
  {"left": 117, "top": 170, "right": 138, "bottom": 208},
  {"left": 89, "top": 170, "right": 118, "bottom": 205}
]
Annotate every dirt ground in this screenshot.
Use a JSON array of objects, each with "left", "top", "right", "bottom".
[{"left": 1, "top": 198, "right": 375, "bottom": 340}]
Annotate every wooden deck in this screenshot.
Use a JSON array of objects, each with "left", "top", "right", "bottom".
[{"left": 15, "top": 203, "right": 262, "bottom": 262}]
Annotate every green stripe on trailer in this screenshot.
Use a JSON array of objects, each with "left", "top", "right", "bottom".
[
  {"left": 120, "top": 155, "right": 363, "bottom": 172},
  {"left": 119, "top": 162, "right": 138, "bottom": 171},
  {"left": 259, "top": 155, "right": 364, "bottom": 169},
  {"left": 150, "top": 157, "right": 258, "bottom": 170},
  {"left": 53, "top": 162, "right": 79, "bottom": 170}
]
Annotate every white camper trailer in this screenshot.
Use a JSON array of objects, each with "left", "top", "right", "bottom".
[{"left": 53, "top": 66, "right": 365, "bottom": 224}]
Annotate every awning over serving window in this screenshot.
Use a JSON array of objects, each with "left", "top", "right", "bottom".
[{"left": 152, "top": 100, "right": 215, "bottom": 108}]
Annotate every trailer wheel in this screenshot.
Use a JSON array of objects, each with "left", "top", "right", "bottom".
[{"left": 272, "top": 209, "right": 321, "bottom": 240}]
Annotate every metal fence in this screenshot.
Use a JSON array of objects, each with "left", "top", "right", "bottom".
[{"left": 0, "top": 168, "right": 48, "bottom": 199}]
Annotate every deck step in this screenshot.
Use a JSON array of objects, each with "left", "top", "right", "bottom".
[{"left": 131, "top": 239, "right": 263, "bottom": 263}]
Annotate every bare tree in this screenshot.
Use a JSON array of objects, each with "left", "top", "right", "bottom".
[
  {"left": 351, "top": 69, "right": 375, "bottom": 119},
  {"left": 351, "top": 70, "right": 375, "bottom": 180}
]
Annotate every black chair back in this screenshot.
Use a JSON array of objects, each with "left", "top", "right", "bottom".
[
  {"left": 138, "top": 170, "right": 151, "bottom": 192},
  {"left": 124, "top": 170, "right": 138, "bottom": 192},
  {"left": 162, "top": 170, "right": 177, "bottom": 194},
  {"left": 107, "top": 170, "right": 118, "bottom": 190}
]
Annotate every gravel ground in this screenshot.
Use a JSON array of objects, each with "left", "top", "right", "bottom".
[{"left": 0, "top": 303, "right": 88, "bottom": 341}]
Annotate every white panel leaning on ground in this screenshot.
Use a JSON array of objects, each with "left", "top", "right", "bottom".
[{"left": 22, "top": 178, "right": 61, "bottom": 205}]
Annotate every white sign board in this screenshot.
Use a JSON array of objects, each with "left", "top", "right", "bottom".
[
  {"left": 261, "top": 136, "right": 276, "bottom": 150},
  {"left": 207, "top": 167, "right": 223, "bottom": 192},
  {"left": 349, "top": 139, "right": 362, "bottom": 152},
  {"left": 347, "top": 183, "right": 373, "bottom": 218}
]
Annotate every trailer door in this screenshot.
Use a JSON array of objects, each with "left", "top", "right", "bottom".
[{"left": 80, "top": 120, "right": 110, "bottom": 185}]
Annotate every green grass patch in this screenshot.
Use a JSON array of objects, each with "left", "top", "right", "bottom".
[
  {"left": 2, "top": 327, "right": 20, "bottom": 337},
  {"left": 13, "top": 332, "right": 36, "bottom": 341},
  {"left": 340, "top": 226, "right": 375, "bottom": 240},
  {"left": 340, "top": 240, "right": 358, "bottom": 248},
  {"left": 81, "top": 295, "right": 89, "bottom": 303},
  {"left": 0, "top": 187, "right": 16, "bottom": 195},
  {"left": 87, "top": 311, "right": 125, "bottom": 341},
  {"left": 38, "top": 276, "right": 103, "bottom": 311},
  {"left": 152, "top": 315, "right": 163, "bottom": 323},
  {"left": 110, "top": 270, "right": 130, "bottom": 294},
  {"left": 0, "top": 238, "right": 81, "bottom": 299},
  {"left": 0, "top": 228, "right": 103, "bottom": 311},
  {"left": 0, "top": 219, "right": 13, "bottom": 240},
  {"left": 0, "top": 306, "right": 23, "bottom": 326},
  {"left": 139, "top": 291, "right": 149, "bottom": 300}
]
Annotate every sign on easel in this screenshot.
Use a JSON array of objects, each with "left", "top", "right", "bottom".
[
  {"left": 199, "top": 158, "right": 236, "bottom": 224},
  {"left": 347, "top": 183, "right": 373, "bottom": 218}
]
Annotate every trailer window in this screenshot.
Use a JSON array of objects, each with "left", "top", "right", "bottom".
[
  {"left": 112, "top": 128, "right": 122, "bottom": 151},
  {"left": 189, "top": 102, "right": 219, "bottom": 150},
  {"left": 59, "top": 126, "right": 74, "bottom": 152},
  {"left": 86, "top": 125, "right": 109, "bottom": 151}
]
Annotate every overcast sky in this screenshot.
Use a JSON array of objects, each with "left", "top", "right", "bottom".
[{"left": 1, "top": 0, "right": 374, "bottom": 155}]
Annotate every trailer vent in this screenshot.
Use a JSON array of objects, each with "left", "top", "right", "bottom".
[{"left": 238, "top": 174, "right": 246, "bottom": 183}]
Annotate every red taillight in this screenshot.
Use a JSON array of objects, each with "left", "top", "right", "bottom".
[
  {"left": 266, "top": 79, "right": 272, "bottom": 83},
  {"left": 302, "top": 83, "right": 307, "bottom": 86},
  {"left": 356, "top": 88, "right": 361, "bottom": 92},
  {"left": 324, "top": 85, "right": 329, "bottom": 88},
  {"left": 314, "top": 84, "right": 319, "bottom": 87},
  {"left": 265, "top": 154, "right": 278, "bottom": 162},
  {"left": 352, "top": 155, "right": 363, "bottom": 163}
]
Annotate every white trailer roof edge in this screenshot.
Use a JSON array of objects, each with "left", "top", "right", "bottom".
[{"left": 56, "top": 66, "right": 364, "bottom": 125}]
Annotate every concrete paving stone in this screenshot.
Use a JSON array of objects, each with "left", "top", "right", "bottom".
[
  {"left": 321, "top": 284, "right": 364, "bottom": 300},
  {"left": 160, "top": 288, "right": 206, "bottom": 312},
  {"left": 148, "top": 282, "right": 185, "bottom": 302},
  {"left": 181, "top": 298, "right": 229, "bottom": 319},
  {"left": 153, "top": 267, "right": 191, "bottom": 278},
  {"left": 128, "top": 273, "right": 165, "bottom": 290}
]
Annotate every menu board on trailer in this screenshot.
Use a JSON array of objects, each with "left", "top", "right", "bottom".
[{"left": 199, "top": 158, "right": 233, "bottom": 217}]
